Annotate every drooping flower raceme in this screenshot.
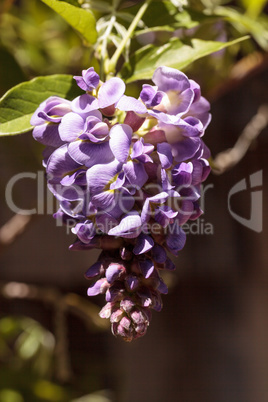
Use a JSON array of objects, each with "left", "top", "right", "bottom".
[{"left": 31, "top": 66, "right": 211, "bottom": 342}]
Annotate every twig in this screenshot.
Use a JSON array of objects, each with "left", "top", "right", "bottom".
[
  {"left": 208, "top": 52, "right": 268, "bottom": 102},
  {"left": 0, "top": 281, "right": 108, "bottom": 330},
  {"left": 212, "top": 104, "right": 268, "bottom": 174},
  {"left": 0, "top": 212, "right": 32, "bottom": 251}
]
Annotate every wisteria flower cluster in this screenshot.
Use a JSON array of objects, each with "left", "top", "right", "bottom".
[{"left": 31, "top": 66, "right": 211, "bottom": 341}]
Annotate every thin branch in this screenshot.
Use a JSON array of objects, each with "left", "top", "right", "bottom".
[
  {"left": 212, "top": 104, "right": 268, "bottom": 174},
  {"left": 0, "top": 212, "right": 32, "bottom": 251},
  {"left": 208, "top": 52, "right": 268, "bottom": 102},
  {"left": 0, "top": 281, "right": 108, "bottom": 331},
  {"left": 107, "top": 0, "right": 152, "bottom": 75}
]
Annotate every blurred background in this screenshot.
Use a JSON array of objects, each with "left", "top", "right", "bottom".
[{"left": 0, "top": 0, "right": 268, "bottom": 401}]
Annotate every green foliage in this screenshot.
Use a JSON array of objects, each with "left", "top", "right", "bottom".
[
  {"left": 0, "top": 0, "right": 267, "bottom": 132},
  {"left": 41, "top": 0, "right": 97, "bottom": 45},
  {"left": 240, "top": 0, "right": 268, "bottom": 18},
  {"left": 0, "top": 75, "right": 82, "bottom": 136},
  {"left": 0, "top": 0, "right": 92, "bottom": 78},
  {"left": 214, "top": 5, "right": 268, "bottom": 50},
  {"left": 0, "top": 315, "right": 112, "bottom": 401},
  {"left": 122, "top": 36, "right": 250, "bottom": 83}
]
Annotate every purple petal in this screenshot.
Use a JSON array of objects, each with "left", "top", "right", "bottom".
[
  {"left": 74, "top": 67, "right": 99, "bottom": 91},
  {"left": 153, "top": 66, "right": 190, "bottom": 93},
  {"left": 105, "top": 190, "right": 135, "bottom": 219},
  {"left": 84, "top": 261, "right": 103, "bottom": 279},
  {"left": 131, "top": 138, "right": 152, "bottom": 158},
  {"left": 151, "top": 291, "right": 163, "bottom": 312},
  {"left": 131, "top": 138, "right": 154, "bottom": 163},
  {"left": 155, "top": 205, "right": 178, "bottom": 227},
  {"left": 86, "top": 159, "right": 122, "bottom": 194},
  {"left": 116, "top": 95, "right": 147, "bottom": 114},
  {"left": 109, "top": 124, "right": 132, "bottom": 162},
  {"left": 125, "top": 275, "right": 139, "bottom": 292},
  {"left": 46, "top": 144, "right": 82, "bottom": 181},
  {"left": 165, "top": 224, "right": 186, "bottom": 255},
  {"left": 172, "top": 162, "right": 193, "bottom": 187},
  {"left": 140, "top": 84, "right": 164, "bottom": 108},
  {"left": 59, "top": 199, "right": 85, "bottom": 219},
  {"left": 87, "top": 278, "right": 109, "bottom": 296},
  {"left": 136, "top": 288, "right": 153, "bottom": 308},
  {"left": 191, "top": 160, "right": 204, "bottom": 185},
  {"left": 59, "top": 112, "right": 84, "bottom": 142},
  {"left": 158, "top": 279, "right": 168, "bottom": 294},
  {"left": 48, "top": 182, "right": 85, "bottom": 202},
  {"left": 160, "top": 168, "right": 175, "bottom": 192},
  {"left": 176, "top": 199, "right": 194, "bottom": 225},
  {"left": 31, "top": 96, "right": 71, "bottom": 126},
  {"left": 139, "top": 259, "right": 155, "bottom": 278},
  {"left": 165, "top": 258, "right": 176, "bottom": 271},
  {"left": 189, "top": 79, "right": 201, "bottom": 102},
  {"left": 199, "top": 140, "right": 211, "bottom": 159},
  {"left": 60, "top": 169, "right": 87, "bottom": 186},
  {"left": 98, "top": 77, "right": 125, "bottom": 108},
  {"left": 157, "top": 142, "right": 173, "bottom": 169},
  {"left": 71, "top": 220, "right": 96, "bottom": 243},
  {"left": 133, "top": 234, "right": 154, "bottom": 255},
  {"left": 95, "top": 212, "right": 118, "bottom": 233},
  {"left": 200, "top": 159, "right": 211, "bottom": 182},
  {"left": 106, "top": 285, "right": 124, "bottom": 303},
  {"left": 178, "top": 117, "right": 203, "bottom": 137},
  {"left": 106, "top": 263, "right": 125, "bottom": 283},
  {"left": 141, "top": 192, "right": 169, "bottom": 223},
  {"left": 71, "top": 94, "right": 99, "bottom": 115},
  {"left": 32, "top": 123, "right": 65, "bottom": 148},
  {"left": 110, "top": 171, "right": 126, "bottom": 190},
  {"left": 190, "top": 201, "right": 203, "bottom": 220},
  {"left": 68, "top": 141, "right": 114, "bottom": 167},
  {"left": 69, "top": 238, "right": 98, "bottom": 251},
  {"left": 172, "top": 137, "right": 201, "bottom": 163},
  {"left": 38, "top": 111, "right": 62, "bottom": 124},
  {"left": 92, "top": 190, "right": 115, "bottom": 210},
  {"left": 151, "top": 244, "right": 167, "bottom": 264},
  {"left": 148, "top": 109, "right": 181, "bottom": 125},
  {"left": 123, "top": 161, "right": 148, "bottom": 189},
  {"left": 188, "top": 96, "right": 211, "bottom": 129},
  {"left": 108, "top": 212, "right": 142, "bottom": 239}
]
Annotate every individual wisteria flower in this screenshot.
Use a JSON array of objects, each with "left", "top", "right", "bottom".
[{"left": 31, "top": 65, "right": 211, "bottom": 342}]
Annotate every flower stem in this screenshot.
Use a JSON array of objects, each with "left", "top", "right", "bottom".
[
  {"left": 106, "top": 0, "right": 152, "bottom": 75},
  {"left": 100, "top": 14, "right": 116, "bottom": 81}
]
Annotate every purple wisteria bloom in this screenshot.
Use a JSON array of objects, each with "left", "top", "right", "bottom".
[
  {"left": 73, "top": 67, "right": 100, "bottom": 91},
  {"left": 31, "top": 65, "right": 211, "bottom": 341}
]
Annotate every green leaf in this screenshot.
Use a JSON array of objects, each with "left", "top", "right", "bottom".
[
  {"left": 214, "top": 6, "right": 268, "bottom": 50},
  {"left": 240, "top": 0, "right": 267, "bottom": 18},
  {"left": 41, "top": 0, "right": 97, "bottom": 45},
  {"left": 122, "top": 36, "right": 250, "bottom": 83},
  {"left": 0, "top": 75, "right": 83, "bottom": 136}
]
